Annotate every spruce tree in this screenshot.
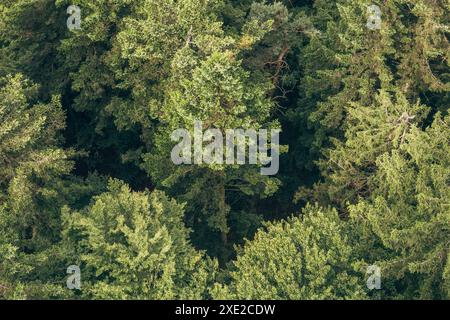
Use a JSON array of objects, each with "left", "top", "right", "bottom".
[{"left": 350, "top": 114, "right": 450, "bottom": 299}]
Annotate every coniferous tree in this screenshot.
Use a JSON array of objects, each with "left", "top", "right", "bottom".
[
  {"left": 0, "top": 73, "right": 72, "bottom": 299},
  {"left": 62, "top": 179, "right": 217, "bottom": 299},
  {"left": 212, "top": 204, "right": 367, "bottom": 300},
  {"left": 350, "top": 114, "right": 450, "bottom": 299},
  {"left": 0, "top": 0, "right": 448, "bottom": 301}
]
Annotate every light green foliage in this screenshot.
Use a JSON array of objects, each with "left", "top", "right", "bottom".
[
  {"left": 293, "top": 0, "right": 449, "bottom": 185},
  {"left": 212, "top": 204, "right": 367, "bottom": 300},
  {"left": 135, "top": 1, "right": 289, "bottom": 261},
  {"left": 0, "top": 74, "right": 75, "bottom": 299},
  {"left": 62, "top": 179, "right": 217, "bottom": 299},
  {"left": 297, "top": 90, "right": 430, "bottom": 208},
  {"left": 0, "top": 73, "right": 70, "bottom": 248},
  {"left": 0, "top": 74, "right": 66, "bottom": 185},
  {"left": 296, "top": 0, "right": 449, "bottom": 208},
  {"left": 350, "top": 114, "right": 450, "bottom": 299}
]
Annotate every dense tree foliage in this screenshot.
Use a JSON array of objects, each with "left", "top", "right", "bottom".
[
  {"left": 62, "top": 179, "right": 216, "bottom": 299},
  {"left": 0, "top": 0, "right": 448, "bottom": 300},
  {"left": 212, "top": 204, "right": 366, "bottom": 300}
]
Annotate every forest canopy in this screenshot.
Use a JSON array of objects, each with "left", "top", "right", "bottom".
[{"left": 0, "top": 0, "right": 449, "bottom": 300}]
